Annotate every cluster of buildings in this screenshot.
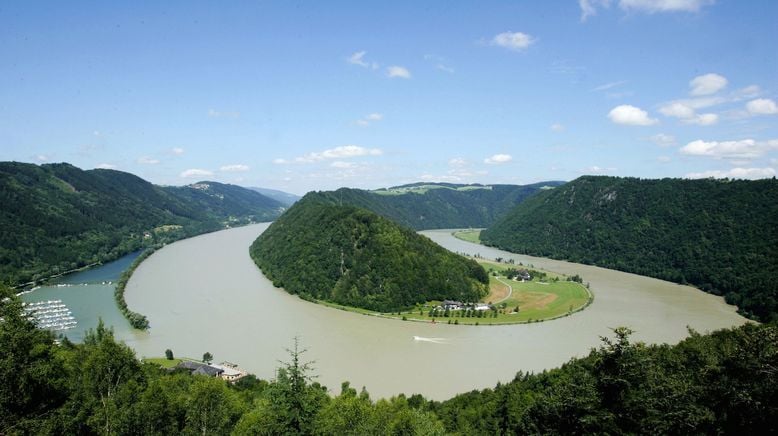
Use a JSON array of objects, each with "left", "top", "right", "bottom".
[
  {"left": 439, "top": 300, "right": 492, "bottom": 311},
  {"left": 175, "top": 360, "right": 248, "bottom": 383}
]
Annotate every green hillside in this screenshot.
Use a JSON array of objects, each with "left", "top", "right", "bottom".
[
  {"left": 301, "top": 181, "right": 563, "bottom": 230},
  {"left": 0, "top": 162, "right": 285, "bottom": 286},
  {"left": 250, "top": 196, "right": 489, "bottom": 312},
  {"left": 481, "top": 176, "right": 778, "bottom": 322}
]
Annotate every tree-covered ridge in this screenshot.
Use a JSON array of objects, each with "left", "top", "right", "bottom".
[
  {"left": 0, "top": 161, "right": 285, "bottom": 286},
  {"left": 302, "top": 181, "right": 564, "bottom": 230},
  {"left": 250, "top": 196, "right": 489, "bottom": 312},
  {"left": 481, "top": 176, "right": 778, "bottom": 322},
  {"left": 2, "top": 285, "right": 775, "bottom": 434}
]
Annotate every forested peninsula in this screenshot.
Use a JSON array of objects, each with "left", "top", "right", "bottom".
[
  {"left": 481, "top": 176, "right": 778, "bottom": 322},
  {"left": 250, "top": 195, "right": 489, "bottom": 312},
  {"left": 0, "top": 162, "right": 285, "bottom": 287}
]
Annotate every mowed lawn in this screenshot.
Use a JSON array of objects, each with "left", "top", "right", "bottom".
[{"left": 490, "top": 277, "right": 591, "bottom": 323}]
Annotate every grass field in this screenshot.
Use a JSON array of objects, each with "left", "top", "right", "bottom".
[
  {"left": 313, "top": 259, "right": 592, "bottom": 325},
  {"left": 143, "top": 357, "right": 183, "bottom": 368},
  {"left": 453, "top": 229, "right": 481, "bottom": 244}
]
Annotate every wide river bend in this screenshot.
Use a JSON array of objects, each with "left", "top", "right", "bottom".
[{"left": 124, "top": 223, "right": 747, "bottom": 400}]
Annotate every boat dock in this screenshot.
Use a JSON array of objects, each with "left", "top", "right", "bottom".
[{"left": 23, "top": 300, "right": 78, "bottom": 331}]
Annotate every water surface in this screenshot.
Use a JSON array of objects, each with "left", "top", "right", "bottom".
[{"left": 124, "top": 224, "right": 747, "bottom": 400}]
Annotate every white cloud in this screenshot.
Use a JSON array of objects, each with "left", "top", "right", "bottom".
[
  {"left": 581, "top": 0, "right": 713, "bottom": 20},
  {"left": 276, "top": 145, "right": 383, "bottom": 164},
  {"left": 584, "top": 165, "right": 616, "bottom": 174},
  {"left": 680, "top": 139, "right": 778, "bottom": 160},
  {"left": 550, "top": 123, "right": 565, "bottom": 132},
  {"left": 220, "top": 164, "right": 249, "bottom": 172},
  {"left": 180, "top": 168, "right": 214, "bottom": 178},
  {"left": 685, "top": 167, "right": 776, "bottom": 180},
  {"left": 348, "top": 51, "right": 368, "bottom": 67},
  {"left": 649, "top": 133, "right": 676, "bottom": 147},
  {"left": 356, "top": 113, "right": 384, "bottom": 126},
  {"left": 436, "top": 64, "right": 455, "bottom": 74},
  {"left": 171, "top": 147, "right": 185, "bottom": 156},
  {"left": 580, "top": 0, "right": 611, "bottom": 22},
  {"left": 449, "top": 157, "right": 467, "bottom": 167},
  {"left": 95, "top": 163, "right": 117, "bottom": 170},
  {"left": 137, "top": 156, "right": 160, "bottom": 165},
  {"left": 660, "top": 102, "right": 696, "bottom": 119},
  {"left": 33, "top": 154, "right": 49, "bottom": 162},
  {"left": 657, "top": 156, "right": 672, "bottom": 163},
  {"left": 330, "top": 161, "right": 357, "bottom": 169},
  {"left": 608, "top": 104, "right": 658, "bottom": 126},
  {"left": 689, "top": 73, "right": 728, "bottom": 96},
  {"left": 591, "top": 80, "right": 627, "bottom": 92},
  {"left": 491, "top": 31, "right": 535, "bottom": 51},
  {"left": 386, "top": 66, "right": 411, "bottom": 79},
  {"left": 738, "top": 85, "right": 761, "bottom": 99},
  {"left": 683, "top": 113, "right": 718, "bottom": 125},
  {"left": 484, "top": 154, "right": 513, "bottom": 164},
  {"left": 620, "top": 0, "right": 715, "bottom": 13},
  {"left": 746, "top": 98, "right": 778, "bottom": 115}
]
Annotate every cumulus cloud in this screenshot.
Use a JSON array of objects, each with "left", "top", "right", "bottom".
[
  {"left": 137, "top": 156, "right": 160, "bottom": 165},
  {"left": 680, "top": 139, "right": 778, "bottom": 160},
  {"left": 685, "top": 167, "right": 776, "bottom": 180},
  {"left": 491, "top": 31, "right": 535, "bottom": 51},
  {"left": 649, "top": 133, "right": 676, "bottom": 147},
  {"left": 180, "top": 168, "right": 214, "bottom": 178},
  {"left": 683, "top": 113, "right": 719, "bottom": 125},
  {"left": 659, "top": 102, "right": 696, "bottom": 119},
  {"left": 689, "top": 73, "right": 728, "bottom": 96},
  {"left": 484, "top": 154, "right": 513, "bottom": 164},
  {"left": 171, "top": 147, "right": 185, "bottom": 156},
  {"left": 746, "top": 98, "right": 778, "bottom": 115},
  {"left": 608, "top": 104, "right": 658, "bottom": 126},
  {"left": 386, "top": 66, "right": 411, "bottom": 79},
  {"left": 449, "top": 157, "right": 467, "bottom": 167},
  {"left": 330, "top": 161, "right": 357, "bottom": 169},
  {"left": 356, "top": 113, "right": 384, "bottom": 126},
  {"left": 220, "top": 164, "right": 249, "bottom": 172},
  {"left": 621, "top": 0, "right": 715, "bottom": 13},
  {"left": 275, "top": 145, "right": 383, "bottom": 164},
  {"left": 95, "top": 163, "right": 117, "bottom": 170},
  {"left": 33, "top": 154, "right": 49, "bottom": 162},
  {"left": 584, "top": 165, "right": 616, "bottom": 174},
  {"left": 581, "top": 0, "right": 714, "bottom": 20}
]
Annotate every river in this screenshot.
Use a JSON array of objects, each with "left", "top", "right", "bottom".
[{"left": 114, "top": 223, "right": 748, "bottom": 400}]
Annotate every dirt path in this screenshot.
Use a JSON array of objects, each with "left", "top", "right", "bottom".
[{"left": 492, "top": 277, "right": 513, "bottom": 304}]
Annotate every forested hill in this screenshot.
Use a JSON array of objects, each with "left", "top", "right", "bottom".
[
  {"left": 303, "top": 181, "right": 564, "bottom": 230},
  {"left": 0, "top": 162, "right": 285, "bottom": 286},
  {"left": 480, "top": 176, "right": 778, "bottom": 322},
  {"left": 250, "top": 195, "right": 489, "bottom": 312}
]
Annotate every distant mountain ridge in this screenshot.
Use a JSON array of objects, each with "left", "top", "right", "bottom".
[
  {"left": 302, "top": 181, "right": 564, "bottom": 230},
  {"left": 0, "top": 161, "right": 285, "bottom": 286},
  {"left": 480, "top": 176, "right": 778, "bottom": 322},
  {"left": 250, "top": 195, "right": 489, "bottom": 312},
  {"left": 249, "top": 187, "right": 301, "bottom": 206}
]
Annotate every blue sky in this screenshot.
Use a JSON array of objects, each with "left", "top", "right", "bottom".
[{"left": 1, "top": 1, "right": 776, "bottom": 194}]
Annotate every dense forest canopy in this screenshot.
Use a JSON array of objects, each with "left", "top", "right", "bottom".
[
  {"left": 0, "top": 162, "right": 285, "bottom": 287},
  {"left": 301, "top": 181, "right": 564, "bottom": 230},
  {"left": 1, "top": 286, "right": 774, "bottom": 434},
  {"left": 250, "top": 195, "right": 489, "bottom": 312},
  {"left": 481, "top": 176, "right": 778, "bottom": 322}
]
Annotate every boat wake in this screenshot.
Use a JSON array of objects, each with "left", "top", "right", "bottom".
[{"left": 412, "top": 336, "right": 448, "bottom": 344}]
